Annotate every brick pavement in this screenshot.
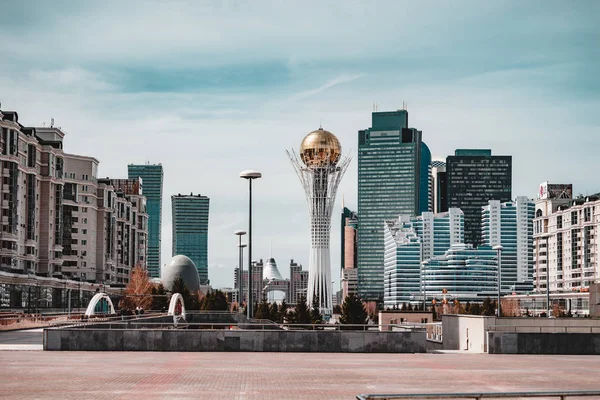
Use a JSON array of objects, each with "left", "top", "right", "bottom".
[{"left": 1, "top": 352, "right": 599, "bottom": 399}]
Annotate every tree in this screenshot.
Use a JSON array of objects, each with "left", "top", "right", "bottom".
[
  {"left": 200, "top": 290, "right": 229, "bottom": 311},
  {"left": 290, "top": 295, "right": 311, "bottom": 325},
  {"left": 482, "top": 297, "right": 496, "bottom": 316},
  {"left": 310, "top": 293, "right": 324, "bottom": 325},
  {"left": 333, "top": 304, "right": 342, "bottom": 315},
  {"left": 119, "top": 265, "right": 153, "bottom": 311},
  {"left": 171, "top": 277, "right": 196, "bottom": 310},
  {"left": 278, "top": 300, "right": 289, "bottom": 323},
  {"left": 151, "top": 284, "right": 169, "bottom": 311},
  {"left": 268, "top": 302, "right": 279, "bottom": 322},
  {"left": 469, "top": 302, "right": 482, "bottom": 316},
  {"left": 254, "top": 298, "right": 270, "bottom": 319},
  {"left": 501, "top": 298, "right": 521, "bottom": 317},
  {"left": 339, "top": 293, "right": 368, "bottom": 328}
]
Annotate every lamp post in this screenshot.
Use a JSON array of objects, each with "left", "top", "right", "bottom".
[
  {"left": 234, "top": 230, "right": 247, "bottom": 311},
  {"left": 493, "top": 245, "right": 504, "bottom": 318},
  {"left": 240, "top": 170, "right": 262, "bottom": 319}
]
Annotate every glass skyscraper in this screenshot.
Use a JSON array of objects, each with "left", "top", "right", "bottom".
[
  {"left": 383, "top": 209, "right": 464, "bottom": 307},
  {"left": 357, "top": 110, "right": 431, "bottom": 301},
  {"left": 446, "top": 149, "right": 512, "bottom": 248},
  {"left": 128, "top": 164, "right": 163, "bottom": 278},
  {"left": 171, "top": 193, "right": 210, "bottom": 284},
  {"left": 482, "top": 196, "right": 534, "bottom": 293}
]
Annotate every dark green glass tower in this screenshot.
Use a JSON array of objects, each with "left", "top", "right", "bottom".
[
  {"left": 357, "top": 110, "right": 430, "bottom": 301},
  {"left": 128, "top": 164, "right": 163, "bottom": 278},
  {"left": 171, "top": 194, "right": 210, "bottom": 284}
]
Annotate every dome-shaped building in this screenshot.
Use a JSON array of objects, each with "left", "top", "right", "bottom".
[
  {"left": 161, "top": 255, "right": 201, "bottom": 293},
  {"left": 263, "top": 257, "right": 283, "bottom": 281}
]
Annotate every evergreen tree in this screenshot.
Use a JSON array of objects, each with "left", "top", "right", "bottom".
[
  {"left": 269, "top": 302, "right": 279, "bottom": 322},
  {"left": 482, "top": 297, "right": 496, "bottom": 316},
  {"left": 278, "top": 300, "right": 288, "bottom": 323},
  {"left": 470, "top": 302, "right": 482, "bottom": 316},
  {"left": 333, "top": 304, "right": 342, "bottom": 314},
  {"left": 401, "top": 302, "right": 407, "bottom": 311},
  {"left": 199, "top": 290, "right": 229, "bottom": 311},
  {"left": 291, "top": 295, "right": 311, "bottom": 325},
  {"left": 310, "top": 293, "right": 324, "bottom": 325},
  {"left": 151, "top": 284, "right": 169, "bottom": 311},
  {"left": 407, "top": 303, "right": 414, "bottom": 311},
  {"left": 339, "top": 293, "right": 368, "bottom": 328},
  {"left": 171, "top": 278, "right": 195, "bottom": 310}
]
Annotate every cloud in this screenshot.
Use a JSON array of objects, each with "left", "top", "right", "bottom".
[{"left": 291, "top": 74, "right": 365, "bottom": 101}]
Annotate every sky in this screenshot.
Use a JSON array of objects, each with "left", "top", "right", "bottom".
[{"left": 1, "top": 1, "right": 599, "bottom": 289}]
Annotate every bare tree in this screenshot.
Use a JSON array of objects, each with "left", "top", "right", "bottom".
[{"left": 119, "top": 265, "right": 153, "bottom": 311}]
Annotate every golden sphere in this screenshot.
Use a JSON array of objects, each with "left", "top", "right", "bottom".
[{"left": 299, "top": 128, "right": 341, "bottom": 167}]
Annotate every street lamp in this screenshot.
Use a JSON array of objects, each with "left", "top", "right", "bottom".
[
  {"left": 234, "top": 230, "right": 247, "bottom": 312},
  {"left": 493, "top": 245, "right": 504, "bottom": 318},
  {"left": 240, "top": 170, "right": 262, "bottom": 319}
]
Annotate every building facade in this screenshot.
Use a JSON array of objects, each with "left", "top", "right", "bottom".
[
  {"left": 341, "top": 207, "right": 358, "bottom": 300},
  {"left": 446, "top": 149, "right": 512, "bottom": 248},
  {"left": 482, "top": 196, "right": 534, "bottom": 292},
  {"left": 431, "top": 159, "right": 447, "bottom": 214},
  {"left": 421, "top": 244, "right": 498, "bottom": 303},
  {"left": 358, "top": 110, "right": 431, "bottom": 301},
  {"left": 128, "top": 164, "right": 163, "bottom": 278},
  {"left": 171, "top": 193, "right": 210, "bottom": 284},
  {"left": 0, "top": 112, "right": 66, "bottom": 278},
  {"left": 533, "top": 189, "right": 599, "bottom": 294},
  {"left": 382, "top": 209, "right": 464, "bottom": 307}
]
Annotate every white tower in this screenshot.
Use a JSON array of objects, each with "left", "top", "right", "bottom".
[{"left": 287, "top": 128, "right": 350, "bottom": 315}]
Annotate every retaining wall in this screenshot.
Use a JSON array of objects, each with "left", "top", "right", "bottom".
[
  {"left": 488, "top": 332, "right": 600, "bottom": 354},
  {"left": 43, "top": 328, "right": 427, "bottom": 353}
]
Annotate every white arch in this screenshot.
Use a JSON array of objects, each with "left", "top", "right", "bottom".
[
  {"left": 167, "top": 293, "right": 186, "bottom": 321},
  {"left": 85, "top": 293, "right": 116, "bottom": 317}
]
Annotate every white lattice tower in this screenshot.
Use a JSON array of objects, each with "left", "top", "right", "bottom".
[{"left": 287, "top": 150, "right": 351, "bottom": 315}]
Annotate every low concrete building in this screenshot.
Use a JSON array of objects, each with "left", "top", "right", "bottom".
[{"left": 379, "top": 310, "right": 433, "bottom": 331}]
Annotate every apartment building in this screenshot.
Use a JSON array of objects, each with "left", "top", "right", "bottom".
[
  {"left": 0, "top": 107, "right": 147, "bottom": 286},
  {"left": 534, "top": 187, "right": 599, "bottom": 293}
]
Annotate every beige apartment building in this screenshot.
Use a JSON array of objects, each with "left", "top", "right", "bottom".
[
  {"left": 0, "top": 108, "right": 147, "bottom": 286},
  {"left": 534, "top": 187, "right": 600, "bottom": 293}
]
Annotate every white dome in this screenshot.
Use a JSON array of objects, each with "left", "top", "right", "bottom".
[{"left": 161, "top": 255, "right": 201, "bottom": 293}]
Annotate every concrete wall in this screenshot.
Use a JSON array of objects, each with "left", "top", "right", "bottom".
[
  {"left": 44, "top": 329, "right": 427, "bottom": 353},
  {"left": 488, "top": 332, "right": 600, "bottom": 354},
  {"left": 442, "top": 315, "right": 495, "bottom": 352}
]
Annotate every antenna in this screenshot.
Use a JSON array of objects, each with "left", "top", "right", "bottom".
[
  {"left": 269, "top": 241, "right": 272, "bottom": 258},
  {"left": 342, "top": 193, "right": 345, "bottom": 209},
  {"left": 51, "top": 118, "right": 54, "bottom": 127}
]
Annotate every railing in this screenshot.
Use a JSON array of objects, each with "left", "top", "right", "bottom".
[
  {"left": 356, "top": 390, "right": 600, "bottom": 400},
  {"left": 54, "top": 320, "right": 428, "bottom": 331},
  {"left": 489, "top": 325, "right": 600, "bottom": 334}
]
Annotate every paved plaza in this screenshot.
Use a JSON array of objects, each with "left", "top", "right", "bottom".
[{"left": 1, "top": 349, "right": 600, "bottom": 399}]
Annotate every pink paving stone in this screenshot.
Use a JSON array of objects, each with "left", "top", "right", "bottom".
[{"left": 0, "top": 352, "right": 600, "bottom": 399}]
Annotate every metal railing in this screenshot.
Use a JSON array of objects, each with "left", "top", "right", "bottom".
[
  {"left": 356, "top": 390, "right": 600, "bottom": 400},
  {"left": 52, "top": 321, "right": 428, "bottom": 331},
  {"left": 489, "top": 325, "right": 600, "bottom": 334}
]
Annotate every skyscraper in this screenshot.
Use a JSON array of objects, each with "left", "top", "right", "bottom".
[
  {"left": 482, "top": 197, "right": 534, "bottom": 293},
  {"left": 171, "top": 193, "right": 210, "bottom": 284},
  {"left": 431, "top": 159, "right": 448, "bottom": 214},
  {"left": 357, "top": 110, "right": 431, "bottom": 301},
  {"left": 128, "top": 163, "right": 163, "bottom": 278},
  {"left": 341, "top": 207, "right": 358, "bottom": 299},
  {"left": 446, "top": 149, "right": 511, "bottom": 247},
  {"left": 287, "top": 128, "right": 350, "bottom": 315},
  {"left": 383, "top": 209, "right": 464, "bottom": 307}
]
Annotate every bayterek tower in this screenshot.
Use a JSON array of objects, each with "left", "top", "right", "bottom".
[{"left": 287, "top": 128, "right": 350, "bottom": 315}]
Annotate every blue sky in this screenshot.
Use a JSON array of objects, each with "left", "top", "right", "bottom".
[{"left": 1, "top": 1, "right": 598, "bottom": 289}]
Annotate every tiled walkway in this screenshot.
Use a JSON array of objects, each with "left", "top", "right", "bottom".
[{"left": 1, "top": 351, "right": 599, "bottom": 399}]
